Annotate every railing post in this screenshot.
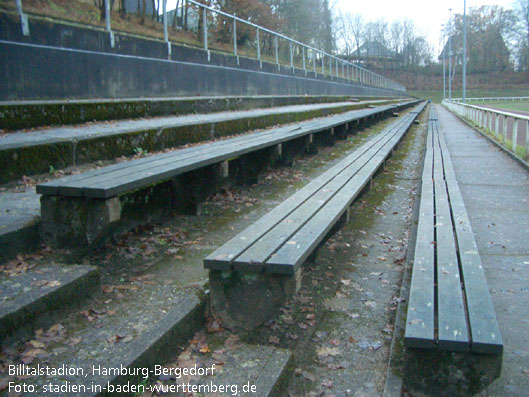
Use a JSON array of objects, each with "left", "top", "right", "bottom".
[
  {"left": 256, "top": 28, "right": 261, "bottom": 66},
  {"left": 313, "top": 50, "right": 316, "bottom": 75},
  {"left": 321, "top": 53, "right": 325, "bottom": 75},
  {"left": 525, "top": 120, "right": 529, "bottom": 160},
  {"left": 163, "top": 0, "right": 170, "bottom": 57},
  {"left": 495, "top": 113, "right": 500, "bottom": 140},
  {"left": 203, "top": 7, "right": 208, "bottom": 52},
  {"left": 16, "top": 0, "right": 29, "bottom": 36},
  {"left": 502, "top": 115, "right": 507, "bottom": 143},
  {"left": 233, "top": 20, "right": 237, "bottom": 57},
  {"left": 335, "top": 58, "right": 338, "bottom": 79},
  {"left": 289, "top": 41, "right": 294, "bottom": 70},
  {"left": 274, "top": 35, "right": 279, "bottom": 68},
  {"left": 302, "top": 46, "right": 306, "bottom": 74},
  {"left": 329, "top": 57, "right": 332, "bottom": 78},
  {"left": 513, "top": 118, "right": 519, "bottom": 153},
  {"left": 104, "top": 0, "right": 114, "bottom": 48}
]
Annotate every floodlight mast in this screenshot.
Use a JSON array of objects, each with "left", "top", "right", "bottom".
[
  {"left": 448, "top": 8, "right": 452, "bottom": 101},
  {"left": 463, "top": 0, "right": 467, "bottom": 103}
]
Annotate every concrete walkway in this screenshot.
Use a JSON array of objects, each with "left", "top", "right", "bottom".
[{"left": 436, "top": 104, "right": 529, "bottom": 396}]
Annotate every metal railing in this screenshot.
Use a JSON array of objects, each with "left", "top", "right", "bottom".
[
  {"left": 11, "top": 0, "right": 405, "bottom": 92},
  {"left": 183, "top": 0, "right": 404, "bottom": 92},
  {"left": 443, "top": 99, "right": 529, "bottom": 160},
  {"left": 452, "top": 96, "right": 529, "bottom": 103}
]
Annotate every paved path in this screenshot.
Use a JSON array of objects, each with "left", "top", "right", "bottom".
[{"left": 436, "top": 104, "right": 529, "bottom": 396}]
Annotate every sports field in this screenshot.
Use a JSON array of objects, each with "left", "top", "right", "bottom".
[{"left": 469, "top": 101, "right": 529, "bottom": 115}]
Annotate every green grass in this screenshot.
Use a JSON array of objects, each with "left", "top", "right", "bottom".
[
  {"left": 467, "top": 101, "right": 529, "bottom": 114},
  {"left": 409, "top": 88, "right": 529, "bottom": 104}
]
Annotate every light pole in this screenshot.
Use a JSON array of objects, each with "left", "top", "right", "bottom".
[
  {"left": 448, "top": 8, "right": 452, "bottom": 100},
  {"left": 442, "top": 32, "right": 446, "bottom": 100},
  {"left": 463, "top": 0, "right": 467, "bottom": 103}
]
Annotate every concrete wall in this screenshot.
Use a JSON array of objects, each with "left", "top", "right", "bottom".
[{"left": 0, "top": 12, "right": 406, "bottom": 100}]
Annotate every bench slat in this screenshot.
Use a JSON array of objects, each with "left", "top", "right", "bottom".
[
  {"left": 203, "top": 126, "right": 383, "bottom": 271},
  {"left": 438, "top": 133, "right": 503, "bottom": 354},
  {"left": 267, "top": 114, "right": 417, "bottom": 272},
  {"left": 204, "top": 107, "right": 421, "bottom": 272},
  {"left": 233, "top": 116, "right": 412, "bottom": 271},
  {"left": 37, "top": 105, "right": 402, "bottom": 198},
  {"left": 266, "top": 127, "right": 406, "bottom": 273},
  {"left": 433, "top": 124, "right": 470, "bottom": 351},
  {"left": 404, "top": 124, "right": 436, "bottom": 349}
]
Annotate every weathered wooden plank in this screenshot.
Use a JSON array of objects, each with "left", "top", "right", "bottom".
[
  {"left": 53, "top": 122, "right": 316, "bottom": 197},
  {"left": 37, "top": 104, "right": 404, "bottom": 198},
  {"left": 433, "top": 125, "right": 469, "bottom": 351},
  {"left": 203, "top": 118, "right": 398, "bottom": 270},
  {"left": 405, "top": 120, "right": 436, "bottom": 349},
  {"left": 205, "top": 105, "right": 424, "bottom": 272},
  {"left": 438, "top": 132, "right": 503, "bottom": 354},
  {"left": 264, "top": 111, "right": 420, "bottom": 273},
  {"left": 233, "top": 124, "right": 400, "bottom": 271}
]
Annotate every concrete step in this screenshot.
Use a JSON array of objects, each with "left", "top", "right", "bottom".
[
  {"left": 0, "top": 186, "right": 41, "bottom": 264},
  {"left": 0, "top": 95, "right": 364, "bottom": 131},
  {"left": 0, "top": 112, "right": 411, "bottom": 395},
  {"left": 0, "top": 263, "right": 100, "bottom": 344},
  {"left": 2, "top": 270, "right": 207, "bottom": 394},
  {"left": 0, "top": 100, "right": 392, "bottom": 184},
  {"left": 154, "top": 339, "right": 293, "bottom": 396}
]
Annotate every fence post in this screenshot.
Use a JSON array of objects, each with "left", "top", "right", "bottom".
[
  {"left": 329, "top": 57, "right": 332, "bottom": 78},
  {"left": 233, "top": 20, "right": 237, "bottom": 58},
  {"left": 525, "top": 120, "right": 529, "bottom": 160},
  {"left": 16, "top": 0, "right": 29, "bottom": 36},
  {"left": 202, "top": 7, "right": 208, "bottom": 52},
  {"left": 495, "top": 113, "right": 500, "bottom": 140},
  {"left": 302, "top": 46, "right": 306, "bottom": 74},
  {"left": 513, "top": 118, "right": 519, "bottom": 153},
  {"left": 313, "top": 50, "right": 316, "bottom": 75},
  {"left": 321, "top": 54, "right": 325, "bottom": 75},
  {"left": 256, "top": 27, "right": 261, "bottom": 67},
  {"left": 289, "top": 42, "right": 293, "bottom": 70},
  {"left": 502, "top": 115, "right": 507, "bottom": 144},
  {"left": 163, "top": 0, "right": 170, "bottom": 57},
  {"left": 105, "top": 0, "right": 115, "bottom": 48},
  {"left": 274, "top": 35, "right": 279, "bottom": 68}
]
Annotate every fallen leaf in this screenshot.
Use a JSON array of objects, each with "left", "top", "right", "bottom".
[
  {"left": 316, "top": 347, "right": 340, "bottom": 357},
  {"left": 302, "top": 371, "right": 316, "bottom": 382},
  {"left": 199, "top": 345, "right": 211, "bottom": 354},
  {"left": 122, "top": 335, "right": 134, "bottom": 343},
  {"left": 66, "top": 337, "right": 82, "bottom": 347},
  {"left": 29, "top": 340, "right": 45, "bottom": 349},
  {"left": 321, "top": 379, "right": 334, "bottom": 389}
]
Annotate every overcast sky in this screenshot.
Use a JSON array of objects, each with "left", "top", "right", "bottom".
[{"left": 334, "top": 0, "right": 516, "bottom": 54}]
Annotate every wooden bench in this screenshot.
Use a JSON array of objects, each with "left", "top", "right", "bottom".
[
  {"left": 205, "top": 101, "right": 426, "bottom": 274},
  {"left": 36, "top": 101, "right": 418, "bottom": 247},
  {"left": 405, "top": 108, "right": 503, "bottom": 354},
  {"left": 204, "top": 102, "right": 426, "bottom": 329}
]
